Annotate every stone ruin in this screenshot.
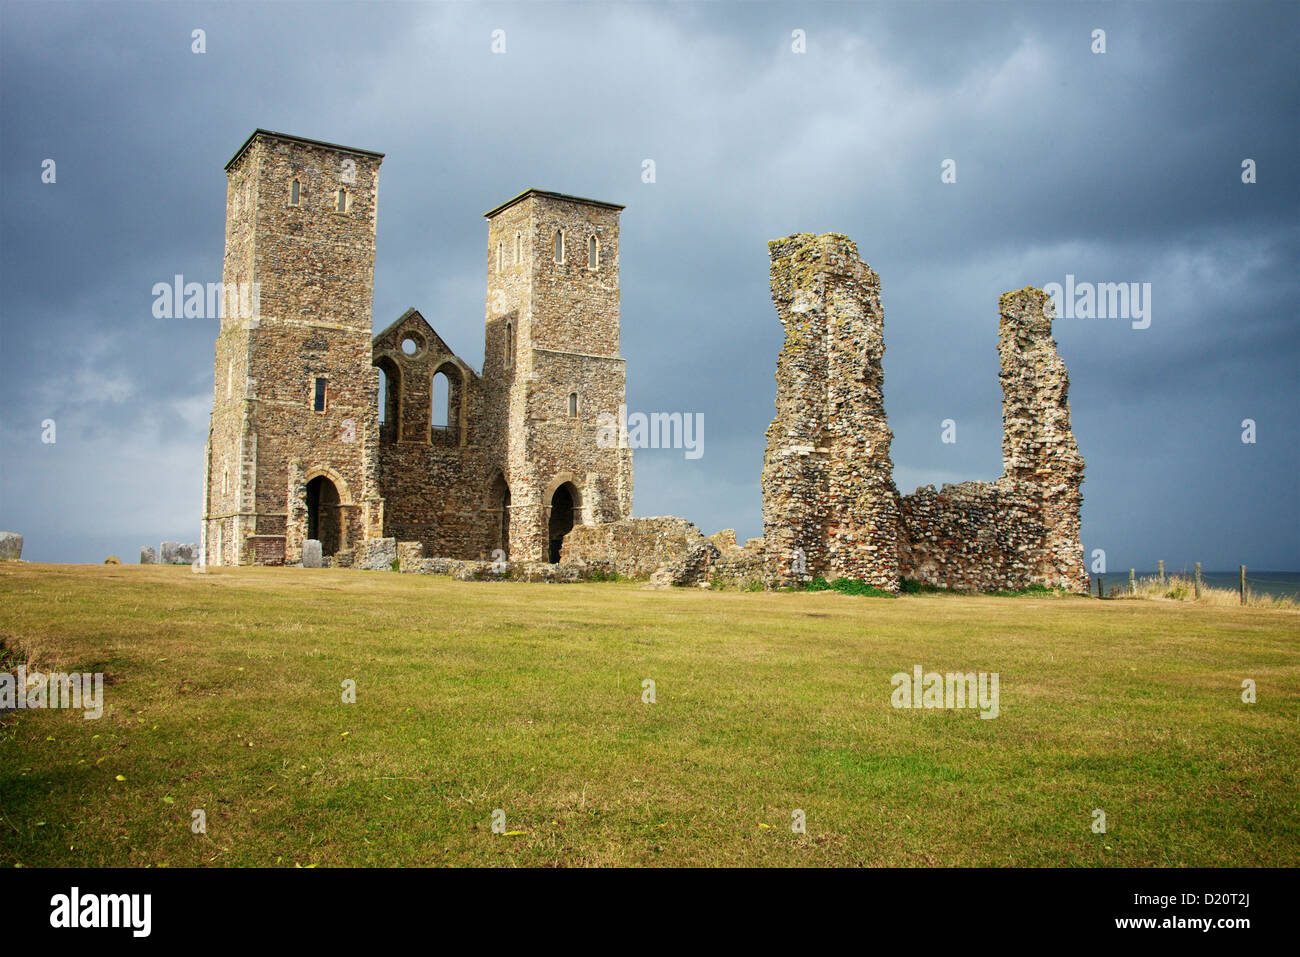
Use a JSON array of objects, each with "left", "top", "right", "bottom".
[
  {"left": 184, "top": 132, "right": 1085, "bottom": 592},
  {"left": 199, "top": 230, "right": 1085, "bottom": 594},
  {"left": 761, "top": 234, "right": 900, "bottom": 591},
  {"left": 139, "top": 542, "right": 200, "bottom": 565},
  {"left": 760, "top": 233, "right": 1088, "bottom": 594},
  {"left": 0, "top": 532, "right": 22, "bottom": 561}
]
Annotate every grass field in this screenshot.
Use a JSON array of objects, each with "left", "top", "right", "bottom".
[{"left": 1, "top": 562, "right": 1296, "bottom": 867}]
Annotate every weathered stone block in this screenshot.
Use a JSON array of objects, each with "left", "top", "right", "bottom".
[
  {"left": 139, "top": 546, "right": 157, "bottom": 565},
  {"left": 356, "top": 538, "right": 397, "bottom": 571},
  {"left": 0, "top": 532, "right": 24, "bottom": 561},
  {"left": 159, "top": 542, "right": 200, "bottom": 565},
  {"left": 302, "top": 539, "right": 323, "bottom": 568},
  {"left": 561, "top": 517, "right": 704, "bottom": 579},
  {"left": 397, "top": 541, "right": 424, "bottom": 572}
]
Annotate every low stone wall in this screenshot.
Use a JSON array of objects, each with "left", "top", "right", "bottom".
[
  {"left": 710, "top": 538, "right": 766, "bottom": 588},
  {"left": 404, "top": 556, "right": 611, "bottom": 583},
  {"left": 896, "top": 480, "right": 1047, "bottom": 592},
  {"left": 648, "top": 534, "right": 767, "bottom": 589},
  {"left": 561, "top": 517, "right": 705, "bottom": 579}
]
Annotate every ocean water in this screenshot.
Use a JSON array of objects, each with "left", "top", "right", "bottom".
[{"left": 1100, "top": 570, "right": 1300, "bottom": 601}]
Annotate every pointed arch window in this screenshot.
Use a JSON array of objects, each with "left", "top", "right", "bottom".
[
  {"left": 588, "top": 235, "right": 598, "bottom": 268},
  {"left": 554, "top": 230, "right": 564, "bottom": 264},
  {"left": 336, "top": 188, "right": 347, "bottom": 212},
  {"left": 568, "top": 392, "right": 578, "bottom": 417},
  {"left": 290, "top": 178, "right": 301, "bottom": 205}
]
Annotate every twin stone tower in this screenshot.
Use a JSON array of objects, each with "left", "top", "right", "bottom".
[{"left": 202, "top": 130, "right": 1087, "bottom": 594}]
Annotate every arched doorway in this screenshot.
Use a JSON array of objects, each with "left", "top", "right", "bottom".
[
  {"left": 306, "top": 475, "right": 342, "bottom": 556},
  {"left": 548, "top": 481, "right": 580, "bottom": 563},
  {"left": 489, "top": 472, "right": 510, "bottom": 558}
]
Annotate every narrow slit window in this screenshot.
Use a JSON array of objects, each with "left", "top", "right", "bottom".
[
  {"left": 290, "top": 179, "right": 300, "bottom": 205},
  {"left": 568, "top": 392, "right": 578, "bottom": 417},
  {"left": 554, "top": 230, "right": 564, "bottom": 264},
  {"left": 588, "top": 235, "right": 598, "bottom": 268},
  {"left": 505, "top": 322, "right": 514, "bottom": 367},
  {"left": 313, "top": 377, "right": 327, "bottom": 412},
  {"left": 336, "top": 188, "right": 347, "bottom": 212},
  {"left": 497, "top": 241, "right": 503, "bottom": 271},
  {"left": 515, "top": 232, "right": 521, "bottom": 264}
]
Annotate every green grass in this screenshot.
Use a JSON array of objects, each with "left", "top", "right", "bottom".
[
  {"left": 0, "top": 562, "right": 1296, "bottom": 867},
  {"left": 800, "top": 576, "right": 897, "bottom": 597}
]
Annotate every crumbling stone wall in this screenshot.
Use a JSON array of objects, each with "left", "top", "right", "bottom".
[
  {"left": 761, "top": 240, "right": 1087, "bottom": 594},
  {"left": 995, "top": 289, "right": 1088, "bottom": 590},
  {"left": 895, "top": 480, "right": 1045, "bottom": 590},
  {"left": 896, "top": 290, "right": 1086, "bottom": 592},
  {"left": 761, "top": 234, "right": 900, "bottom": 591},
  {"left": 561, "top": 516, "right": 704, "bottom": 579}
]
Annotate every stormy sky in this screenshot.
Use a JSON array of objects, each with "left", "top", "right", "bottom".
[{"left": 1, "top": 0, "right": 1296, "bottom": 571}]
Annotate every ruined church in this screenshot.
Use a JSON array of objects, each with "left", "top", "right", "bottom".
[
  {"left": 202, "top": 129, "right": 1087, "bottom": 595},
  {"left": 202, "top": 130, "right": 632, "bottom": 567}
]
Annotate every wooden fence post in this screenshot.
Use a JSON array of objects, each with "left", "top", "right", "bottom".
[
  {"left": 1194, "top": 562, "right": 1202, "bottom": 599},
  {"left": 1129, "top": 569, "right": 1136, "bottom": 595},
  {"left": 1157, "top": 560, "right": 1165, "bottom": 584},
  {"left": 1240, "top": 565, "right": 1247, "bottom": 606}
]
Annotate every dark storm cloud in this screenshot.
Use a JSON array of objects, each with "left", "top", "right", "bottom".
[{"left": 1, "top": 0, "right": 1295, "bottom": 571}]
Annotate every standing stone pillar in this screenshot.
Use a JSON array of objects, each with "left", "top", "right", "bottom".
[
  {"left": 997, "top": 288, "right": 1088, "bottom": 593},
  {"left": 761, "top": 234, "right": 899, "bottom": 590}
]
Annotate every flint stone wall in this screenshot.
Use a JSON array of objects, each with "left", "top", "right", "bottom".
[
  {"left": 896, "top": 481, "right": 1046, "bottom": 591},
  {"left": 761, "top": 234, "right": 900, "bottom": 591},
  {"left": 761, "top": 240, "right": 1087, "bottom": 595}
]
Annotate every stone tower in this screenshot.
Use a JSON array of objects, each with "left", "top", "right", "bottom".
[
  {"left": 761, "top": 233, "right": 900, "bottom": 591},
  {"left": 203, "top": 130, "right": 385, "bottom": 566},
  {"left": 481, "top": 190, "right": 634, "bottom": 563},
  {"left": 997, "top": 288, "right": 1088, "bottom": 591}
]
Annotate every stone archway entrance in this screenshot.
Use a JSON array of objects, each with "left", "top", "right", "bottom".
[
  {"left": 306, "top": 475, "right": 343, "bottom": 556},
  {"left": 548, "top": 481, "right": 580, "bottom": 563}
]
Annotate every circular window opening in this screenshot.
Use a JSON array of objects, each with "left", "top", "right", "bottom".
[{"left": 401, "top": 337, "right": 419, "bottom": 356}]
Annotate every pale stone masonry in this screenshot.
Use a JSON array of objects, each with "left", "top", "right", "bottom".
[
  {"left": 761, "top": 234, "right": 900, "bottom": 591},
  {"left": 762, "top": 238, "right": 1088, "bottom": 594},
  {"left": 202, "top": 131, "right": 632, "bottom": 566}
]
